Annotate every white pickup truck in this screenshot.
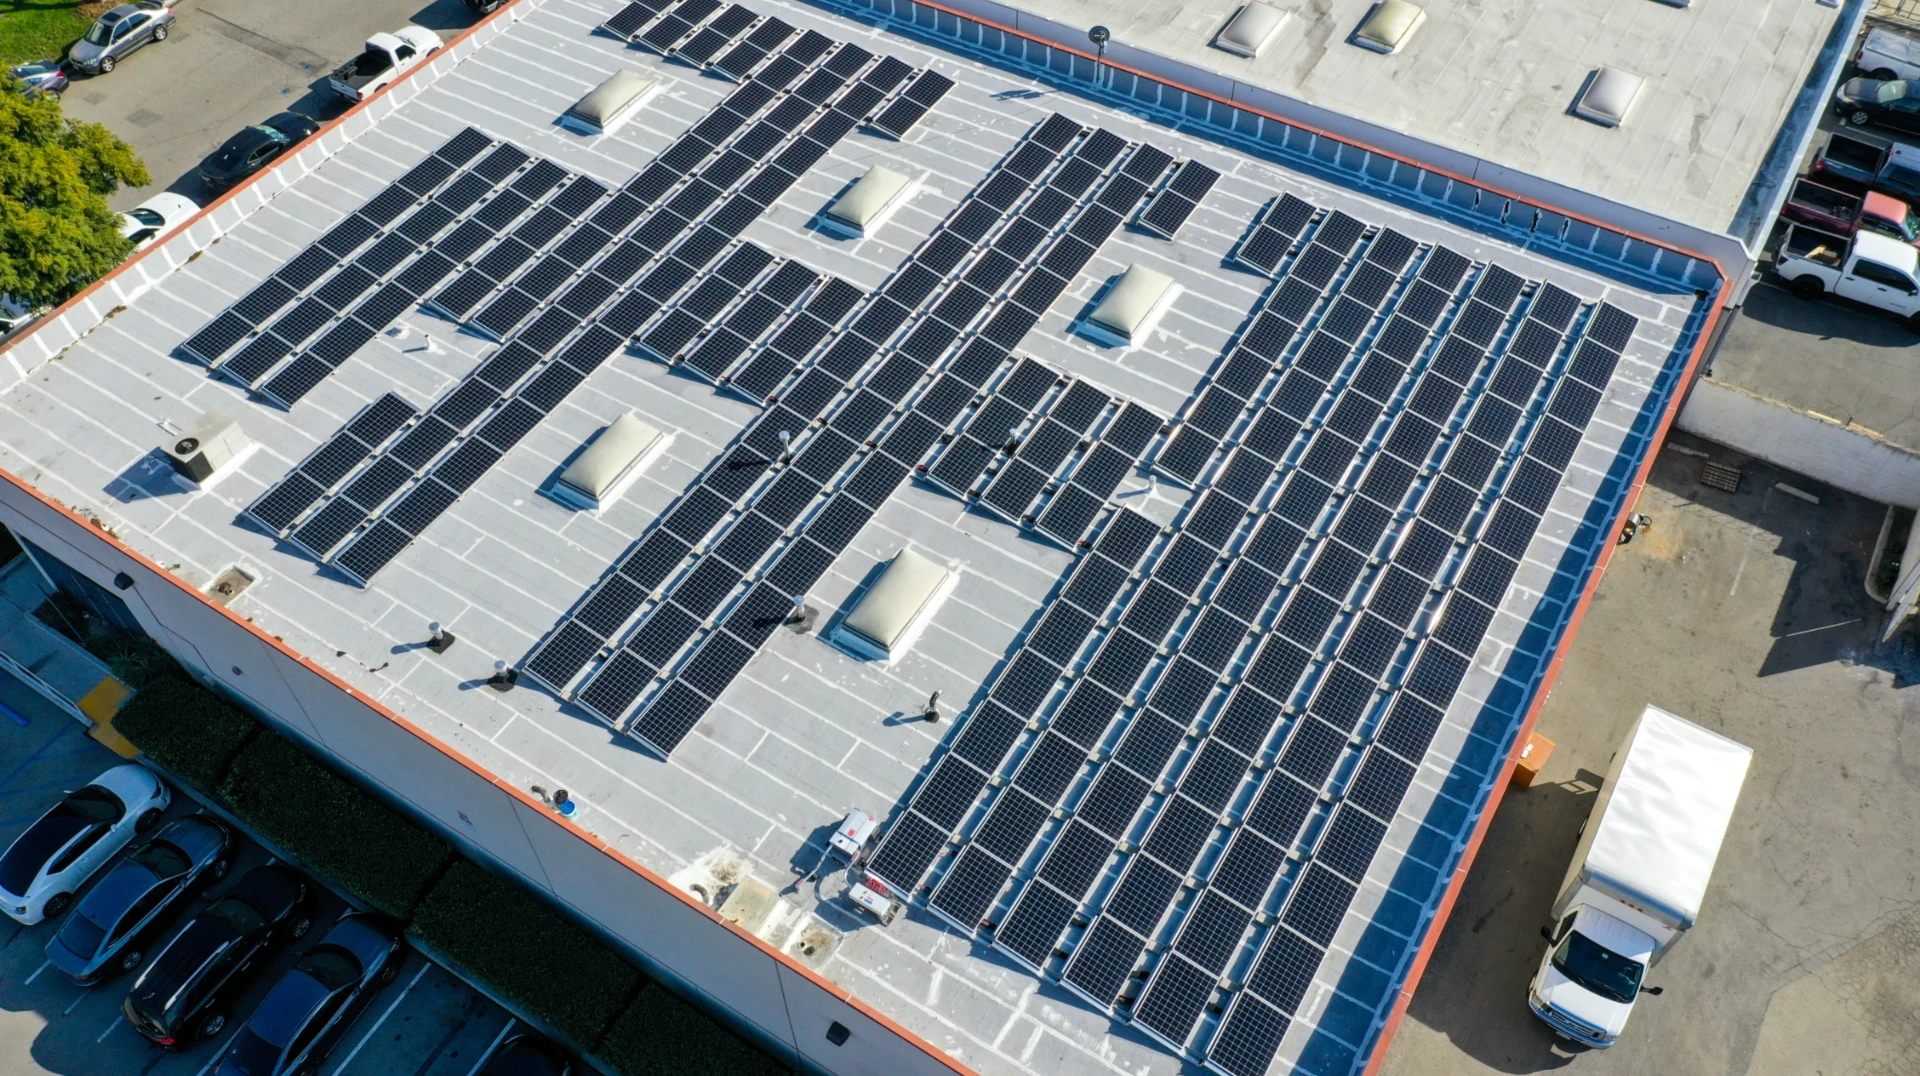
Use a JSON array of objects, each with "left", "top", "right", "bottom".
[
  {"left": 1774, "top": 223, "right": 1920, "bottom": 328},
  {"left": 328, "top": 27, "right": 441, "bottom": 102}
]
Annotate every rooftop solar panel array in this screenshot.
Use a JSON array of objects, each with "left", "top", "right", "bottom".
[{"left": 862, "top": 190, "right": 1639, "bottom": 1071}]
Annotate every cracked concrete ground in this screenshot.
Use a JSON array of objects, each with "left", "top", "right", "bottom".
[
  {"left": 1379, "top": 430, "right": 1920, "bottom": 1076},
  {"left": 55, "top": 0, "right": 482, "bottom": 212}
]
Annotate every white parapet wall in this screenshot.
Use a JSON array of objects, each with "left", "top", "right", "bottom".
[{"left": 1678, "top": 377, "right": 1920, "bottom": 508}]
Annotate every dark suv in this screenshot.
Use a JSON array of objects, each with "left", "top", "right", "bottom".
[{"left": 123, "top": 865, "right": 311, "bottom": 1047}]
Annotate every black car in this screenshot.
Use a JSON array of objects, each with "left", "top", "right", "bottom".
[
  {"left": 197, "top": 112, "right": 320, "bottom": 191},
  {"left": 45, "top": 814, "right": 229, "bottom": 985},
  {"left": 477, "top": 1033, "right": 573, "bottom": 1076},
  {"left": 123, "top": 865, "right": 312, "bottom": 1048},
  {"left": 464, "top": 0, "right": 508, "bottom": 12},
  {"left": 1836, "top": 78, "right": 1920, "bottom": 136},
  {"left": 213, "top": 912, "right": 404, "bottom": 1076}
]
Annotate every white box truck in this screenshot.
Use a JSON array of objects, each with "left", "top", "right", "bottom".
[{"left": 1527, "top": 705, "right": 1752, "bottom": 1048}]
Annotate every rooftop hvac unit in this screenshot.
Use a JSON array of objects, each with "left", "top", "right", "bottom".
[{"left": 165, "top": 410, "right": 250, "bottom": 483}]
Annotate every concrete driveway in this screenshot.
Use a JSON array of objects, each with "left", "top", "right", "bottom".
[
  {"left": 1378, "top": 434, "right": 1920, "bottom": 1076},
  {"left": 55, "top": 0, "right": 481, "bottom": 211}
]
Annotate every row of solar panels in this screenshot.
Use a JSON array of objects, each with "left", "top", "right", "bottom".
[
  {"left": 243, "top": 19, "right": 924, "bottom": 583},
  {"left": 863, "top": 196, "right": 1637, "bottom": 1073},
  {"left": 920, "top": 356, "right": 1164, "bottom": 549}
]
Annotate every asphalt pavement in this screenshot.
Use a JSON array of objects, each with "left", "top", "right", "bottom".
[
  {"left": 52, "top": 0, "right": 482, "bottom": 212},
  {"left": 0, "top": 671, "right": 517, "bottom": 1076}
]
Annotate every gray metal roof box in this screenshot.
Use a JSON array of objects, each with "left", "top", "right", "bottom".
[
  {"left": 560, "top": 70, "right": 658, "bottom": 135},
  {"left": 552, "top": 413, "right": 666, "bottom": 510},
  {"left": 1354, "top": 0, "right": 1426, "bottom": 54},
  {"left": 1574, "top": 66, "right": 1646, "bottom": 128},
  {"left": 1213, "top": 3, "right": 1288, "bottom": 59}
]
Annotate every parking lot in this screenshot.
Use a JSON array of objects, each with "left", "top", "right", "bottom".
[
  {"left": 1379, "top": 433, "right": 1920, "bottom": 1075},
  {"left": 0, "top": 673, "right": 518, "bottom": 1076},
  {"left": 49, "top": 0, "right": 482, "bottom": 211}
]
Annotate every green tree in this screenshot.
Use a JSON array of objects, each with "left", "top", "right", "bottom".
[{"left": 0, "top": 79, "right": 148, "bottom": 307}]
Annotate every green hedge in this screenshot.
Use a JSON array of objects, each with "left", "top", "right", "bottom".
[
  {"left": 220, "top": 731, "right": 452, "bottom": 916},
  {"left": 409, "top": 859, "right": 642, "bottom": 1048},
  {"left": 598, "top": 981, "right": 790, "bottom": 1076},
  {"left": 113, "top": 674, "right": 258, "bottom": 790}
]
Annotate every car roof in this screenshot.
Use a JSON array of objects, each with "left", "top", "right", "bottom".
[
  {"left": 1854, "top": 228, "right": 1919, "bottom": 268},
  {"left": 104, "top": 4, "right": 143, "bottom": 17}
]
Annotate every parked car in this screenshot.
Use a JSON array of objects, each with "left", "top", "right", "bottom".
[
  {"left": 197, "top": 113, "right": 320, "bottom": 192},
  {"left": 1834, "top": 77, "right": 1920, "bottom": 135},
  {"left": 69, "top": 2, "right": 176, "bottom": 75},
  {"left": 463, "top": 0, "right": 509, "bottom": 12},
  {"left": 7, "top": 60, "right": 68, "bottom": 99},
  {"left": 1857, "top": 25, "right": 1920, "bottom": 83},
  {"left": 0, "top": 764, "right": 169, "bottom": 925},
  {"left": 328, "top": 27, "right": 440, "bottom": 102},
  {"left": 476, "top": 1033, "right": 573, "bottom": 1076},
  {"left": 212, "top": 913, "right": 405, "bottom": 1076},
  {"left": 45, "top": 814, "right": 229, "bottom": 985},
  {"left": 1809, "top": 129, "right": 1920, "bottom": 203},
  {"left": 1781, "top": 177, "right": 1920, "bottom": 246},
  {"left": 119, "top": 192, "right": 200, "bottom": 251},
  {"left": 123, "top": 865, "right": 313, "bottom": 1048},
  {"left": 1775, "top": 224, "right": 1920, "bottom": 328}
]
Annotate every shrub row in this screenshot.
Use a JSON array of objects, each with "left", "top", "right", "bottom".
[
  {"left": 111, "top": 674, "right": 257, "bottom": 789},
  {"left": 409, "top": 859, "right": 643, "bottom": 1048},
  {"left": 111, "top": 668, "right": 793, "bottom": 1074},
  {"left": 218, "top": 730, "right": 453, "bottom": 917}
]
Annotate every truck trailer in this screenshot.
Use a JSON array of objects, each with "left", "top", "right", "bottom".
[{"left": 1527, "top": 705, "right": 1752, "bottom": 1048}]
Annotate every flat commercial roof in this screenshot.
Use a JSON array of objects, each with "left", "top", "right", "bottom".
[
  {"left": 0, "top": 0, "right": 1712, "bottom": 1074},
  {"left": 1004, "top": 0, "right": 1839, "bottom": 234}
]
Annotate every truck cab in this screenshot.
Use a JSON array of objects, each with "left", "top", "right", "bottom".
[{"left": 1527, "top": 706, "right": 1750, "bottom": 1048}]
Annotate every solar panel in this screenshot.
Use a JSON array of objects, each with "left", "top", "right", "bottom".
[
  {"left": 1277, "top": 716, "right": 1344, "bottom": 787},
  {"left": 1211, "top": 995, "right": 1291, "bottom": 1076},
  {"left": 1105, "top": 858, "right": 1180, "bottom": 936},
  {"left": 1013, "top": 731, "right": 1087, "bottom": 805},
  {"left": 997, "top": 883, "right": 1078, "bottom": 967},
  {"left": 931, "top": 847, "right": 1011, "bottom": 927},
  {"left": 1180, "top": 740, "right": 1250, "bottom": 811},
  {"left": 1064, "top": 918, "right": 1145, "bottom": 1005},
  {"left": 952, "top": 701, "right": 1026, "bottom": 772},
  {"left": 1142, "top": 795, "right": 1216, "bottom": 871},
  {"left": 1077, "top": 766, "right": 1151, "bottom": 837},
  {"left": 1245, "top": 773, "right": 1315, "bottom": 846},
  {"left": 1377, "top": 693, "right": 1443, "bottom": 761},
  {"left": 1135, "top": 955, "right": 1214, "bottom": 1044},
  {"left": 1243, "top": 635, "right": 1310, "bottom": 702},
  {"left": 1281, "top": 862, "right": 1356, "bottom": 945},
  {"left": 1211, "top": 829, "right": 1285, "bottom": 909},
  {"left": 973, "top": 788, "right": 1048, "bottom": 862},
  {"left": 1050, "top": 680, "right": 1122, "bottom": 747}
]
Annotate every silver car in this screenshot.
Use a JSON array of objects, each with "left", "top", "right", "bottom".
[{"left": 70, "top": 2, "right": 175, "bottom": 75}]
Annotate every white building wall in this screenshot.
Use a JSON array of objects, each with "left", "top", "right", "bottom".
[{"left": 1678, "top": 377, "right": 1920, "bottom": 508}]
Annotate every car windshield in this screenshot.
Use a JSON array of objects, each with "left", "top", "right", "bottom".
[
  {"left": 1879, "top": 81, "right": 1914, "bottom": 103},
  {"left": 128, "top": 839, "right": 191, "bottom": 879},
  {"left": 128, "top": 207, "right": 165, "bottom": 226},
  {"left": 57, "top": 910, "right": 108, "bottom": 957},
  {"left": 0, "top": 814, "right": 86, "bottom": 893},
  {"left": 13, "top": 61, "right": 56, "bottom": 76},
  {"left": 223, "top": 1029, "right": 282, "bottom": 1075},
  {"left": 205, "top": 895, "right": 267, "bottom": 935},
  {"left": 65, "top": 785, "right": 123, "bottom": 823},
  {"left": 84, "top": 18, "right": 116, "bottom": 45},
  {"left": 1551, "top": 930, "right": 1644, "bottom": 1004},
  {"left": 252, "top": 125, "right": 290, "bottom": 142}
]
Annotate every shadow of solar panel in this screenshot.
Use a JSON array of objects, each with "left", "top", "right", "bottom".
[
  {"left": 1064, "top": 918, "right": 1145, "bottom": 1004},
  {"left": 932, "top": 847, "right": 1012, "bottom": 927},
  {"left": 866, "top": 811, "right": 946, "bottom": 891},
  {"left": 1136, "top": 955, "right": 1214, "bottom": 1045}
]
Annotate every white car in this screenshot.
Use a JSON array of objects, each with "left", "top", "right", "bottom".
[
  {"left": 0, "top": 764, "right": 170, "bottom": 925},
  {"left": 119, "top": 192, "right": 199, "bottom": 252}
]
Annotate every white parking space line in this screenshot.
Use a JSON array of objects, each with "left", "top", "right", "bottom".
[
  {"left": 23, "top": 959, "right": 50, "bottom": 985},
  {"left": 327, "top": 961, "right": 431, "bottom": 1075},
  {"left": 96, "top": 1014, "right": 124, "bottom": 1042},
  {"left": 62, "top": 989, "right": 88, "bottom": 1015},
  {"left": 463, "top": 1019, "right": 517, "bottom": 1076}
]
